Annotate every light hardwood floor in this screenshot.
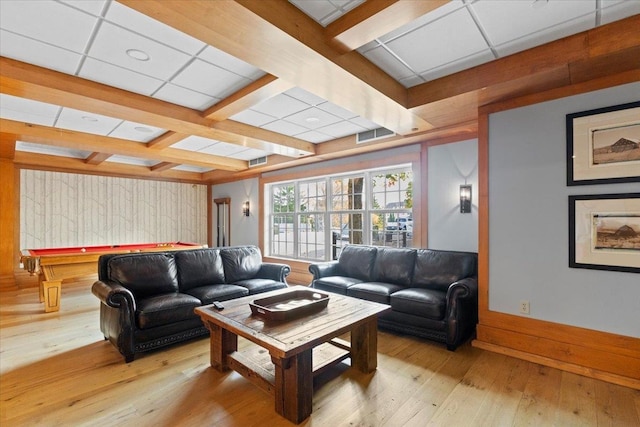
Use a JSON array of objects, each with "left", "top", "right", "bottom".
[{"left": 1, "top": 279, "right": 639, "bottom": 427}]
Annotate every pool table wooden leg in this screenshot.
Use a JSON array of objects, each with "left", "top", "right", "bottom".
[
  {"left": 43, "top": 280, "right": 61, "bottom": 312},
  {"left": 38, "top": 272, "right": 45, "bottom": 303}
]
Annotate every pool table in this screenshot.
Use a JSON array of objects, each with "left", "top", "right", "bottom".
[{"left": 20, "top": 242, "right": 205, "bottom": 313}]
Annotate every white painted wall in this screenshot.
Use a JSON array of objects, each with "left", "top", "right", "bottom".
[
  {"left": 428, "top": 139, "right": 478, "bottom": 252},
  {"left": 212, "top": 178, "right": 259, "bottom": 246},
  {"left": 489, "top": 82, "right": 640, "bottom": 338}
]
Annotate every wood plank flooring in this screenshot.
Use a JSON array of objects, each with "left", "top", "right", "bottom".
[{"left": 1, "top": 279, "right": 639, "bottom": 426}]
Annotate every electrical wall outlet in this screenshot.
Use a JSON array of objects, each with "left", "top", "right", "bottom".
[{"left": 519, "top": 300, "right": 530, "bottom": 315}]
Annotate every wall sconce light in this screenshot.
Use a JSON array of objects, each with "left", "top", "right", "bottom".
[
  {"left": 460, "top": 185, "right": 472, "bottom": 214},
  {"left": 243, "top": 201, "right": 250, "bottom": 217}
]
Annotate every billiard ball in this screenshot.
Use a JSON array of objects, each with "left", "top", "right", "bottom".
[{"left": 80, "top": 248, "right": 86, "bottom": 253}]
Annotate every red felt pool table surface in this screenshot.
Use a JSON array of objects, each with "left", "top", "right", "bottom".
[
  {"left": 24, "top": 242, "right": 201, "bottom": 257},
  {"left": 20, "top": 242, "right": 205, "bottom": 313}
]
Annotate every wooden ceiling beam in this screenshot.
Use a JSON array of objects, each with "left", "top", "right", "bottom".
[
  {"left": 407, "top": 14, "right": 640, "bottom": 108},
  {"left": 15, "top": 151, "right": 206, "bottom": 183},
  {"left": 0, "top": 57, "right": 314, "bottom": 157},
  {"left": 0, "top": 133, "right": 17, "bottom": 160},
  {"left": 146, "top": 131, "right": 186, "bottom": 150},
  {"left": 326, "top": 0, "right": 449, "bottom": 52},
  {"left": 84, "top": 152, "right": 112, "bottom": 165},
  {"left": 119, "top": 0, "right": 432, "bottom": 136},
  {"left": 150, "top": 162, "right": 179, "bottom": 172},
  {"left": 1, "top": 119, "right": 247, "bottom": 171},
  {"left": 203, "top": 74, "right": 295, "bottom": 121}
]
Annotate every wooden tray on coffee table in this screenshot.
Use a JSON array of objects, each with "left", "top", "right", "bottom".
[{"left": 249, "top": 289, "right": 329, "bottom": 321}]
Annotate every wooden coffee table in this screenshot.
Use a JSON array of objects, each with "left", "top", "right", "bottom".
[{"left": 195, "top": 286, "right": 390, "bottom": 424}]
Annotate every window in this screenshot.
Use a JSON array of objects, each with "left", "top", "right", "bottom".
[{"left": 266, "top": 166, "right": 413, "bottom": 261}]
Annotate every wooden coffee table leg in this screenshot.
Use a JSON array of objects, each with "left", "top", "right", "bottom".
[
  {"left": 271, "top": 350, "right": 313, "bottom": 424},
  {"left": 351, "top": 317, "right": 378, "bottom": 373},
  {"left": 208, "top": 322, "right": 237, "bottom": 371}
]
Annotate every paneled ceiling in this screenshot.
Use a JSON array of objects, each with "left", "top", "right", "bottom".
[{"left": 0, "top": 0, "right": 638, "bottom": 183}]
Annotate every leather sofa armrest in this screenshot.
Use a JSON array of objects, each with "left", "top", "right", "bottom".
[
  {"left": 308, "top": 261, "right": 340, "bottom": 280},
  {"left": 446, "top": 277, "right": 478, "bottom": 306},
  {"left": 257, "top": 263, "right": 291, "bottom": 283},
  {"left": 92, "top": 280, "right": 137, "bottom": 312},
  {"left": 445, "top": 277, "right": 478, "bottom": 350}
]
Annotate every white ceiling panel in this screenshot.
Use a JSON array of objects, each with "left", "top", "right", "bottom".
[
  {"left": 0, "top": 30, "right": 83, "bottom": 75},
  {"left": 316, "top": 121, "right": 368, "bottom": 139},
  {"left": 152, "top": 84, "right": 219, "bottom": 110},
  {"left": 0, "top": 94, "right": 60, "bottom": 127},
  {"left": 106, "top": 154, "right": 159, "bottom": 167},
  {"left": 230, "top": 148, "right": 271, "bottom": 161},
  {"left": 317, "top": 102, "right": 359, "bottom": 120},
  {"left": 0, "top": 0, "right": 98, "bottom": 53},
  {"left": 87, "top": 21, "right": 192, "bottom": 81},
  {"left": 108, "top": 121, "right": 166, "bottom": 142},
  {"left": 470, "top": 0, "right": 595, "bottom": 46},
  {"left": 385, "top": 8, "right": 489, "bottom": 74},
  {"left": 16, "top": 141, "right": 91, "bottom": 159},
  {"left": 60, "top": 0, "right": 107, "bottom": 16},
  {"left": 170, "top": 136, "right": 219, "bottom": 151},
  {"left": 399, "top": 74, "right": 427, "bottom": 88},
  {"left": 198, "top": 142, "right": 246, "bottom": 157},
  {"left": 170, "top": 59, "right": 251, "bottom": 99},
  {"left": 55, "top": 107, "right": 122, "bottom": 135},
  {"left": 262, "top": 120, "right": 309, "bottom": 137},
  {"left": 377, "top": 0, "right": 465, "bottom": 44},
  {"left": 360, "top": 45, "right": 415, "bottom": 81},
  {"left": 284, "top": 107, "right": 342, "bottom": 130},
  {"left": 284, "top": 87, "right": 327, "bottom": 106},
  {"left": 230, "top": 109, "right": 278, "bottom": 127},
  {"left": 419, "top": 49, "right": 495, "bottom": 82},
  {"left": 601, "top": 0, "right": 640, "bottom": 25},
  {"left": 350, "top": 116, "right": 382, "bottom": 130},
  {"left": 295, "top": 130, "right": 334, "bottom": 143},
  {"left": 173, "top": 164, "right": 214, "bottom": 173},
  {"left": 289, "top": 0, "right": 365, "bottom": 27},
  {"left": 104, "top": 1, "right": 206, "bottom": 55},
  {"left": 79, "top": 57, "right": 164, "bottom": 96},
  {"left": 494, "top": 15, "right": 594, "bottom": 58},
  {"left": 198, "top": 46, "right": 265, "bottom": 80},
  {"left": 252, "top": 94, "right": 310, "bottom": 118}
]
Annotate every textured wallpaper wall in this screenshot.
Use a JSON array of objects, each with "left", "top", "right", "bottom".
[{"left": 20, "top": 170, "right": 208, "bottom": 249}]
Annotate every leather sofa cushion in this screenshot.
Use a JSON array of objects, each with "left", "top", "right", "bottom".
[
  {"left": 235, "top": 278, "right": 287, "bottom": 294},
  {"left": 338, "top": 245, "right": 377, "bottom": 282},
  {"left": 185, "top": 284, "right": 249, "bottom": 305},
  {"left": 313, "top": 276, "right": 362, "bottom": 295},
  {"left": 108, "top": 253, "right": 178, "bottom": 298},
  {"left": 175, "top": 249, "right": 225, "bottom": 291},
  {"left": 390, "top": 288, "right": 447, "bottom": 320},
  {"left": 412, "top": 249, "right": 477, "bottom": 292},
  {"left": 373, "top": 248, "right": 416, "bottom": 286},
  {"left": 347, "top": 282, "right": 403, "bottom": 304},
  {"left": 136, "top": 292, "right": 201, "bottom": 329},
  {"left": 221, "top": 246, "right": 262, "bottom": 283}
]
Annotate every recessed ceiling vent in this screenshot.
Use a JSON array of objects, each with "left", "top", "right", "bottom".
[
  {"left": 248, "top": 156, "right": 267, "bottom": 167},
  {"left": 356, "top": 127, "right": 395, "bottom": 144}
]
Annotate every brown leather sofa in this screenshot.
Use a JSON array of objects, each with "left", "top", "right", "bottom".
[
  {"left": 309, "top": 245, "right": 477, "bottom": 350},
  {"left": 92, "top": 245, "right": 290, "bottom": 362}
]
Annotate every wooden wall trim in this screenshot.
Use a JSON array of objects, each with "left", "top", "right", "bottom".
[
  {"left": 473, "top": 337, "right": 640, "bottom": 390},
  {"left": 475, "top": 74, "right": 640, "bottom": 387}
]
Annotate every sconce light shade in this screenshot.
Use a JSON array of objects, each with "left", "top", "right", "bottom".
[
  {"left": 243, "top": 201, "right": 250, "bottom": 217},
  {"left": 460, "top": 185, "right": 472, "bottom": 214}
]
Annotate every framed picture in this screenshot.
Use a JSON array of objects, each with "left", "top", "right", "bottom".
[
  {"left": 569, "top": 193, "right": 640, "bottom": 273},
  {"left": 566, "top": 101, "right": 640, "bottom": 186}
]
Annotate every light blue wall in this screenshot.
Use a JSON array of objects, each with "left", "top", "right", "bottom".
[
  {"left": 212, "top": 178, "right": 259, "bottom": 246},
  {"left": 428, "top": 139, "right": 478, "bottom": 252},
  {"left": 489, "top": 82, "right": 640, "bottom": 338}
]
